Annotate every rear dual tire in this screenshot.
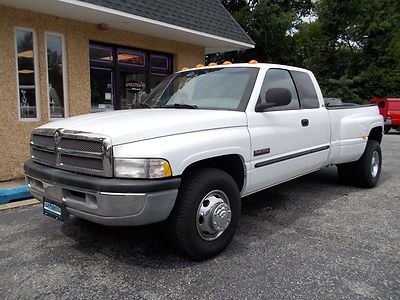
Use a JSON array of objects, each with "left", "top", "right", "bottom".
[{"left": 337, "top": 140, "right": 382, "bottom": 188}]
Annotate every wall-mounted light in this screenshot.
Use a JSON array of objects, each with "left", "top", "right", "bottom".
[{"left": 97, "top": 23, "right": 110, "bottom": 30}]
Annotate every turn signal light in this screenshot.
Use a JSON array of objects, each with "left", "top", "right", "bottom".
[
  {"left": 223, "top": 61, "right": 232, "bottom": 65},
  {"left": 248, "top": 60, "right": 258, "bottom": 64},
  {"left": 208, "top": 62, "right": 218, "bottom": 66},
  {"left": 195, "top": 64, "right": 205, "bottom": 68},
  {"left": 180, "top": 67, "right": 189, "bottom": 71}
]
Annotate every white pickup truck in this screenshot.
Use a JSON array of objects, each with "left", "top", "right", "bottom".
[{"left": 25, "top": 63, "right": 383, "bottom": 260}]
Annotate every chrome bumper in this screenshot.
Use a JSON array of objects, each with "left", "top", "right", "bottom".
[{"left": 24, "top": 160, "right": 180, "bottom": 226}]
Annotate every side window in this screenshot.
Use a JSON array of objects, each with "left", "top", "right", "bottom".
[
  {"left": 291, "top": 71, "right": 320, "bottom": 109},
  {"left": 378, "top": 102, "right": 385, "bottom": 108},
  {"left": 258, "top": 69, "right": 299, "bottom": 109}
]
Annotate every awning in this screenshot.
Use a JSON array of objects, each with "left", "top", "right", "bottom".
[{"left": 1, "top": 0, "right": 255, "bottom": 54}]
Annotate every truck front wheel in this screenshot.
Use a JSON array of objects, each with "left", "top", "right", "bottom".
[
  {"left": 384, "top": 125, "right": 391, "bottom": 134},
  {"left": 169, "top": 168, "right": 241, "bottom": 260},
  {"left": 337, "top": 140, "right": 382, "bottom": 188}
]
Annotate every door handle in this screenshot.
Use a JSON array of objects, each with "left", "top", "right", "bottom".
[{"left": 301, "top": 119, "right": 309, "bottom": 127}]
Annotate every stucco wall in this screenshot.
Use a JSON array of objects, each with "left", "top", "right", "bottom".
[{"left": 0, "top": 5, "right": 205, "bottom": 181}]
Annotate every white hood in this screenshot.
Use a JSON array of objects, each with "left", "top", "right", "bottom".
[{"left": 39, "top": 109, "right": 247, "bottom": 145}]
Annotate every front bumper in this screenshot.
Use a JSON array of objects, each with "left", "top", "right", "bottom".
[{"left": 24, "top": 159, "right": 180, "bottom": 226}]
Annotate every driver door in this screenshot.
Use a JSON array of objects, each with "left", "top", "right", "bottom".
[{"left": 247, "top": 68, "right": 327, "bottom": 193}]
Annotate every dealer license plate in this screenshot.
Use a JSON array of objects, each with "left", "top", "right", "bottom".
[{"left": 43, "top": 200, "right": 67, "bottom": 221}]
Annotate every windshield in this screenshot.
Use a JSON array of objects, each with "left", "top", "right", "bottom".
[{"left": 144, "top": 67, "right": 259, "bottom": 111}]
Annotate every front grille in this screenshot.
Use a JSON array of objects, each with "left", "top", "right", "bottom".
[
  {"left": 60, "top": 154, "right": 103, "bottom": 171},
  {"left": 32, "top": 135, "right": 55, "bottom": 149},
  {"left": 59, "top": 138, "right": 103, "bottom": 153},
  {"left": 30, "top": 130, "right": 112, "bottom": 177},
  {"left": 32, "top": 148, "right": 56, "bottom": 165}
]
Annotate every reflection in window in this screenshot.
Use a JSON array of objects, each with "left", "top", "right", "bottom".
[
  {"left": 46, "top": 33, "right": 67, "bottom": 118},
  {"left": 90, "top": 67, "right": 114, "bottom": 112},
  {"left": 16, "top": 29, "right": 38, "bottom": 119},
  {"left": 89, "top": 45, "right": 113, "bottom": 63},
  {"left": 150, "top": 55, "right": 169, "bottom": 71}
]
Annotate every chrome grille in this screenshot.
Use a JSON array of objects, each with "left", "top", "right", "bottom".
[
  {"left": 60, "top": 154, "right": 103, "bottom": 171},
  {"left": 30, "top": 129, "right": 112, "bottom": 177},
  {"left": 59, "top": 138, "right": 103, "bottom": 153}
]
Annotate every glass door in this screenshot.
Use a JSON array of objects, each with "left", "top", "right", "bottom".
[{"left": 119, "top": 72, "right": 147, "bottom": 110}]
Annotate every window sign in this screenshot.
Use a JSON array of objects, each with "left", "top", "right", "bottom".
[
  {"left": 117, "top": 49, "right": 146, "bottom": 67},
  {"left": 46, "top": 33, "right": 68, "bottom": 118},
  {"left": 90, "top": 45, "right": 113, "bottom": 63},
  {"left": 15, "top": 28, "right": 39, "bottom": 120},
  {"left": 150, "top": 54, "right": 169, "bottom": 71}
]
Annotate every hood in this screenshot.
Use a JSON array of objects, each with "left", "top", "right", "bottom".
[{"left": 39, "top": 109, "right": 247, "bottom": 145}]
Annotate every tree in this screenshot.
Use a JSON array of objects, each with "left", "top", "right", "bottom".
[{"left": 210, "top": 0, "right": 400, "bottom": 102}]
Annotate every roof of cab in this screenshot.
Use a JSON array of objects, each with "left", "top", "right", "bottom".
[{"left": 177, "top": 62, "right": 312, "bottom": 74}]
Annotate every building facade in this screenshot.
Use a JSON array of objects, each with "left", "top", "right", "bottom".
[{"left": 0, "top": 0, "right": 254, "bottom": 181}]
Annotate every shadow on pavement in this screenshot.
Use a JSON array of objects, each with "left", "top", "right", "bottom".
[{"left": 58, "top": 166, "right": 374, "bottom": 266}]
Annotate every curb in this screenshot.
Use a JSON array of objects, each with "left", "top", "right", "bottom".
[
  {"left": 0, "top": 185, "right": 32, "bottom": 204},
  {"left": 0, "top": 199, "right": 40, "bottom": 211}
]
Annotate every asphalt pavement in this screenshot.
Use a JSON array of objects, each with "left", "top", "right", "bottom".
[{"left": 1, "top": 134, "right": 399, "bottom": 299}]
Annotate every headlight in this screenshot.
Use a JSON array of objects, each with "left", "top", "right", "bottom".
[{"left": 114, "top": 158, "right": 172, "bottom": 179}]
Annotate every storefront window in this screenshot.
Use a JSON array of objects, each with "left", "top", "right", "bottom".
[
  {"left": 150, "top": 54, "right": 169, "bottom": 72},
  {"left": 15, "top": 28, "right": 39, "bottom": 120},
  {"left": 46, "top": 33, "right": 67, "bottom": 118},
  {"left": 90, "top": 45, "right": 113, "bottom": 63},
  {"left": 89, "top": 42, "right": 172, "bottom": 112}
]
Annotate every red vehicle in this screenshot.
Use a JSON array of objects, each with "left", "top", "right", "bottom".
[{"left": 369, "top": 98, "right": 400, "bottom": 133}]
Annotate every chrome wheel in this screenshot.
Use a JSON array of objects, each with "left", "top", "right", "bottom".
[
  {"left": 196, "top": 190, "right": 232, "bottom": 241},
  {"left": 371, "top": 151, "right": 380, "bottom": 177}
]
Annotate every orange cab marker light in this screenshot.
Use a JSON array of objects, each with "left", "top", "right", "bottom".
[
  {"left": 195, "top": 64, "right": 205, "bottom": 68},
  {"left": 180, "top": 67, "right": 189, "bottom": 71},
  {"left": 208, "top": 62, "right": 218, "bottom": 66},
  {"left": 223, "top": 61, "right": 232, "bottom": 65},
  {"left": 248, "top": 60, "right": 258, "bottom": 64}
]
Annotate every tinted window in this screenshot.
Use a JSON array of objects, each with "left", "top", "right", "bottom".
[
  {"left": 378, "top": 102, "right": 385, "bottom": 108},
  {"left": 258, "top": 69, "right": 299, "bottom": 109},
  {"left": 89, "top": 45, "right": 112, "bottom": 63},
  {"left": 291, "top": 71, "right": 319, "bottom": 108}
]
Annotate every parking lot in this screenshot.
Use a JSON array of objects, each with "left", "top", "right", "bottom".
[{"left": 0, "top": 134, "right": 399, "bottom": 299}]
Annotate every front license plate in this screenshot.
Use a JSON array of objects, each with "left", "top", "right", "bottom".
[{"left": 43, "top": 200, "right": 68, "bottom": 222}]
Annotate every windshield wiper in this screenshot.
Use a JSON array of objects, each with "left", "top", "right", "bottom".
[
  {"left": 135, "top": 103, "right": 152, "bottom": 109},
  {"left": 159, "top": 103, "right": 198, "bottom": 109}
]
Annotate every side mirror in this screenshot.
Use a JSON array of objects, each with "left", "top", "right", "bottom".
[{"left": 255, "top": 88, "right": 292, "bottom": 112}]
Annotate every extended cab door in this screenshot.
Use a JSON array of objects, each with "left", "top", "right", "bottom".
[{"left": 246, "top": 68, "right": 330, "bottom": 193}]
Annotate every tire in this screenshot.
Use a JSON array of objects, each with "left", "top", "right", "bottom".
[
  {"left": 384, "top": 125, "right": 391, "bottom": 134},
  {"left": 169, "top": 167, "right": 241, "bottom": 260},
  {"left": 337, "top": 140, "right": 382, "bottom": 188}
]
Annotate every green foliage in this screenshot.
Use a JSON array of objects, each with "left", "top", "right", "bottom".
[{"left": 208, "top": 0, "right": 400, "bottom": 103}]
